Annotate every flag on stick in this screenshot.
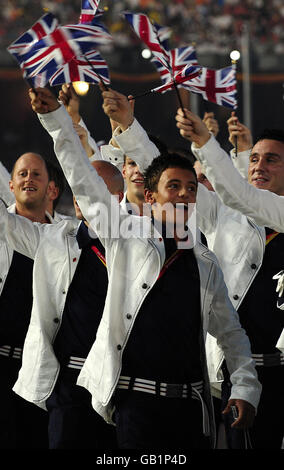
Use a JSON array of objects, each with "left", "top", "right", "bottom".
[
  {"left": 49, "top": 49, "right": 110, "bottom": 86},
  {"left": 183, "top": 65, "right": 237, "bottom": 109}
]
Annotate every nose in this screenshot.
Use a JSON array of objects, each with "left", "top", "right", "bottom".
[
  {"left": 25, "top": 170, "right": 33, "bottom": 180},
  {"left": 254, "top": 157, "right": 267, "bottom": 172},
  {"left": 179, "top": 185, "right": 190, "bottom": 197}
]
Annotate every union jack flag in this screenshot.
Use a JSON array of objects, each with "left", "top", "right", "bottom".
[
  {"left": 80, "top": 0, "right": 103, "bottom": 23},
  {"left": 151, "top": 64, "right": 201, "bottom": 94},
  {"left": 15, "top": 21, "right": 112, "bottom": 82},
  {"left": 184, "top": 65, "right": 237, "bottom": 109},
  {"left": 7, "top": 13, "right": 58, "bottom": 61},
  {"left": 152, "top": 45, "right": 198, "bottom": 85},
  {"left": 123, "top": 12, "right": 169, "bottom": 64},
  {"left": 152, "top": 23, "right": 172, "bottom": 51},
  {"left": 49, "top": 49, "right": 110, "bottom": 86}
]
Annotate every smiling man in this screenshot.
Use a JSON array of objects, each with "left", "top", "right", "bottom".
[
  {"left": 9, "top": 152, "right": 52, "bottom": 223},
  {"left": 0, "top": 151, "right": 57, "bottom": 449},
  {"left": 248, "top": 130, "right": 284, "bottom": 195},
  {"left": 122, "top": 156, "right": 146, "bottom": 215}
]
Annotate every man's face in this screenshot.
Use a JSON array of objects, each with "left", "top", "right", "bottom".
[
  {"left": 194, "top": 160, "right": 214, "bottom": 192},
  {"left": 9, "top": 153, "right": 50, "bottom": 209},
  {"left": 248, "top": 139, "right": 284, "bottom": 195},
  {"left": 145, "top": 167, "right": 197, "bottom": 227},
  {"left": 122, "top": 157, "right": 145, "bottom": 201}
]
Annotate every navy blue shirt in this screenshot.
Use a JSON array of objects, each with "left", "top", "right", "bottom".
[
  {"left": 0, "top": 251, "right": 33, "bottom": 347},
  {"left": 53, "top": 222, "right": 108, "bottom": 365},
  {"left": 238, "top": 228, "right": 284, "bottom": 354},
  {"left": 122, "top": 237, "right": 203, "bottom": 383}
]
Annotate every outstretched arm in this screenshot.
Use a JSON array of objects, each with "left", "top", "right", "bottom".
[
  {"left": 227, "top": 111, "right": 253, "bottom": 179},
  {"left": 29, "top": 87, "right": 123, "bottom": 244},
  {"left": 100, "top": 85, "right": 160, "bottom": 172},
  {"left": 175, "top": 107, "right": 284, "bottom": 233},
  {"left": 59, "top": 84, "right": 102, "bottom": 160}
]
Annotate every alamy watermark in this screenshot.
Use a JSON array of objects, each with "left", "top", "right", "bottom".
[{"left": 86, "top": 195, "right": 197, "bottom": 250}]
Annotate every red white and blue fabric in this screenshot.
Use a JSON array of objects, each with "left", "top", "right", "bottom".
[
  {"left": 152, "top": 45, "right": 198, "bottom": 85},
  {"left": 184, "top": 65, "right": 237, "bottom": 109},
  {"left": 152, "top": 23, "right": 171, "bottom": 52},
  {"left": 49, "top": 49, "right": 110, "bottom": 86},
  {"left": 7, "top": 13, "right": 58, "bottom": 61},
  {"left": 151, "top": 63, "right": 201, "bottom": 94},
  {"left": 14, "top": 21, "right": 112, "bottom": 83},
  {"left": 80, "top": 0, "right": 102, "bottom": 23},
  {"left": 123, "top": 12, "right": 169, "bottom": 64}
]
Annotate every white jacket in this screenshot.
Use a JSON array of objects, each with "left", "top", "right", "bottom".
[
  {"left": 0, "top": 203, "right": 55, "bottom": 298},
  {"left": 193, "top": 136, "right": 284, "bottom": 354},
  {"left": 0, "top": 210, "right": 81, "bottom": 408},
  {"left": 34, "top": 106, "right": 261, "bottom": 434}
]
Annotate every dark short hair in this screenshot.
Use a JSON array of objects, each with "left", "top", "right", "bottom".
[
  {"left": 144, "top": 152, "right": 197, "bottom": 192},
  {"left": 45, "top": 160, "right": 65, "bottom": 208},
  {"left": 255, "top": 129, "right": 284, "bottom": 145}
]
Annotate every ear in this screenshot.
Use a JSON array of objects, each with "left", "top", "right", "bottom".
[
  {"left": 144, "top": 189, "right": 156, "bottom": 205},
  {"left": 118, "top": 190, "right": 124, "bottom": 204},
  {"left": 122, "top": 164, "right": 126, "bottom": 179},
  {"left": 9, "top": 180, "right": 14, "bottom": 193},
  {"left": 47, "top": 181, "right": 59, "bottom": 202}
]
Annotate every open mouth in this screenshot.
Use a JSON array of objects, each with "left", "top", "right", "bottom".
[
  {"left": 253, "top": 177, "right": 269, "bottom": 184},
  {"left": 132, "top": 179, "right": 144, "bottom": 185},
  {"left": 23, "top": 187, "right": 37, "bottom": 191}
]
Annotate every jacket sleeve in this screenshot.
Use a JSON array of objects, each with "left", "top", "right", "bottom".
[
  {"left": 38, "top": 106, "right": 125, "bottom": 246},
  {"left": 0, "top": 200, "right": 41, "bottom": 259},
  {"left": 196, "top": 182, "right": 222, "bottom": 237},
  {"left": 0, "top": 162, "right": 14, "bottom": 207},
  {"left": 78, "top": 117, "right": 103, "bottom": 162},
  {"left": 230, "top": 148, "right": 251, "bottom": 180},
  {"left": 192, "top": 136, "right": 284, "bottom": 233},
  {"left": 207, "top": 264, "right": 262, "bottom": 409},
  {"left": 111, "top": 118, "right": 160, "bottom": 172}
]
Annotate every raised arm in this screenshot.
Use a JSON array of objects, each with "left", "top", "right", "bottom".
[
  {"left": 227, "top": 112, "right": 253, "bottom": 179},
  {"left": 29, "top": 87, "right": 123, "bottom": 244},
  {"left": 100, "top": 86, "right": 160, "bottom": 172},
  {"left": 175, "top": 107, "right": 284, "bottom": 233},
  {"left": 175, "top": 109, "right": 224, "bottom": 236},
  {"left": 59, "top": 83, "right": 102, "bottom": 161}
]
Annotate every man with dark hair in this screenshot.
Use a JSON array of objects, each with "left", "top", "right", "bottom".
[
  {"left": 28, "top": 86, "right": 261, "bottom": 450},
  {"left": 176, "top": 107, "right": 284, "bottom": 449},
  {"left": 143, "top": 151, "right": 197, "bottom": 192}
]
